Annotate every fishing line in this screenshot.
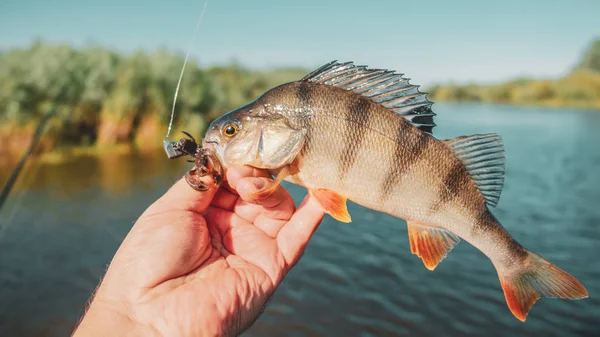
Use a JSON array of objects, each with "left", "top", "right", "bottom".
[{"left": 164, "top": 0, "right": 211, "bottom": 142}]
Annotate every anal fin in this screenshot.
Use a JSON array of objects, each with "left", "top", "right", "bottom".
[
  {"left": 309, "top": 189, "right": 351, "bottom": 223},
  {"left": 407, "top": 221, "right": 460, "bottom": 270}
]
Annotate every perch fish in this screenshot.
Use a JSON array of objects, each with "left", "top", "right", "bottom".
[{"left": 201, "top": 61, "right": 588, "bottom": 321}]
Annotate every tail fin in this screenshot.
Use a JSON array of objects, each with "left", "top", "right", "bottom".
[{"left": 499, "top": 251, "right": 588, "bottom": 321}]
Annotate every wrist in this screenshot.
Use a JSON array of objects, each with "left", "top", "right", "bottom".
[{"left": 72, "top": 299, "right": 158, "bottom": 337}]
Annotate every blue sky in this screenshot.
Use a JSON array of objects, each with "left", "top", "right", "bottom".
[{"left": 1, "top": 0, "right": 598, "bottom": 86}]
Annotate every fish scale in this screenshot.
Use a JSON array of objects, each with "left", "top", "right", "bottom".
[{"left": 201, "top": 60, "right": 588, "bottom": 322}]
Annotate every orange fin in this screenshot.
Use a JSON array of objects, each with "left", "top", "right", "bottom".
[
  {"left": 248, "top": 166, "right": 290, "bottom": 200},
  {"left": 309, "top": 189, "right": 351, "bottom": 223},
  {"left": 498, "top": 251, "right": 588, "bottom": 322},
  {"left": 407, "top": 221, "right": 460, "bottom": 270}
]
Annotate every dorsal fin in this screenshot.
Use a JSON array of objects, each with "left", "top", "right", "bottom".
[
  {"left": 443, "top": 133, "right": 506, "bottom": 207},
  {"left": 301, "top": 60, "right": 436, "bottom": 134}
]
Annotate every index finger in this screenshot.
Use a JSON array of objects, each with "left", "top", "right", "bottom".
[{"left": 276, "top": 193, "right": 325, "bottom": 266}]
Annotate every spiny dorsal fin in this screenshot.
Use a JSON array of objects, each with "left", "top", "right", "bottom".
[
  {"left": 301, "top": 60, "right": 436, "bottom": 134},
  {"left": 443, "top": 133, "right": 505, "bottom": 207}
]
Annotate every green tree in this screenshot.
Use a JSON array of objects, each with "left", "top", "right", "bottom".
[{"left": 576, "top": 38, "right": 600, "bottom": 73}]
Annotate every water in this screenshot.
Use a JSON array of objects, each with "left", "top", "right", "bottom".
[{"left": 1, "top": 103, "right": 599, "bottom": 336}]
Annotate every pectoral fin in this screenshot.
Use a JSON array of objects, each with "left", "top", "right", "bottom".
[
  {"left": 309, "top": 189, "right": 351, "bottom": 223},
  {"left": 407, "top": 221, "right": 460, "bottom": 270}
]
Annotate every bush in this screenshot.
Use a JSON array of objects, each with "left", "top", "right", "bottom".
[{"left": 0, "top": 42, "right": 307, "bottom": 151}]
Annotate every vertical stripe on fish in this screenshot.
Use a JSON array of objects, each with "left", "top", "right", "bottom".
[
  {"left": 338, "top": 97, "right": 373, "bottom": 182},
  {"left": 379, "top": 121, "right": 430, "bottom": 204}
]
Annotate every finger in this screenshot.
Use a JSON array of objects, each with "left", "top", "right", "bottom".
[
  {"left": 235, "top": 177, "right": 296, "bottom": 221},
  {"left": 276, "top": 193, "right": 325, "bottom": 267},
  {"left": 225, "top": 165, "right": 272, "bottom": 191},
  {"left": 210, "top": 187, "right": 238, "bottom": 211},
  {"left": 144, "top": 176, "right": 219, "bottom": 217},
  {"left": 251, "top": 215, "right": 287, "bottom": 238},
  {"left": 203, "top": 207, "right": 251, "bottom": 237},
  {"left": 206, "top": 196, "right": 288, "bottom": 239}
]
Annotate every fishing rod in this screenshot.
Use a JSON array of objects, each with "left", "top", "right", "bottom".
[{"left": 0, "top": 108, "right": 56, "bottom": 213}]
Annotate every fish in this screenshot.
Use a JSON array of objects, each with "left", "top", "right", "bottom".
[{"left": 201, "top": 60, "right": 588, "bottom": 321}]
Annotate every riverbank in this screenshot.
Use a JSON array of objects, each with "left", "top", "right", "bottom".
[
  {"left": 2, "top": 38, "right": 599, "bottom": 163},
  {"left": 0, "top": 42, "right": 307, "bottom": 157},
  {"left": 427, "top": 70, "right": 600, "bottom": 110},
  {"left": 428, "top": 38, "right": 600, "bottom": 109}
]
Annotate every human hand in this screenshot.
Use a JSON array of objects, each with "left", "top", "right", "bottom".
[{"left": 73, "top": 165, "right": 325, "bottom": 337}]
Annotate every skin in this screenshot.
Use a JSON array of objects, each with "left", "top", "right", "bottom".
[{"left": 72, "top": 165, "right": 325, "bottom": 337}]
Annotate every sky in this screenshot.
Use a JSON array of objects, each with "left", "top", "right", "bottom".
[{"left": 1, "top": 0, "right": 599, "bottom": 87}]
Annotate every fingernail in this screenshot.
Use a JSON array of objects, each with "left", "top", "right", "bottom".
[{"left": 251, "top": 178, "right": 267, "bottom": 190}]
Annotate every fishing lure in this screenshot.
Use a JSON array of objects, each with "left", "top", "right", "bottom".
[{"left": 164, "top": 132, "right": 223, "bottom": 192}]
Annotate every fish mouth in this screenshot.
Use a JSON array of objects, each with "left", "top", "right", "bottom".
[
  {"left": 201, "top": 139, "right": 225, "bottom": 165},
  {"left": 202, "top": 139, "right": 218, "bottom": 150}
]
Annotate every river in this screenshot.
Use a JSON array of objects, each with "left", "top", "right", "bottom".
[{"left": 0, "top": 102, "right": 599, "bottom": 336}]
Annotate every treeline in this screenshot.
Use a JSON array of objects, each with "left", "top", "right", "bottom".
[
  {"left": 2, "top": 39, "right": 599, "bottom": 156},
  {"left": 427, "top": 39, "right": 600, "bottom": 110},
  {"left": 0, "top": 42, "right": 307, "bottom": 154}
]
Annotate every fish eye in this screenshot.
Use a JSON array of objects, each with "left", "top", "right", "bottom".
[{"left": 222, "top": 123, "right": 239, "bottom": 137}]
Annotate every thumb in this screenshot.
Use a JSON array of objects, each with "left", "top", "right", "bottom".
[
  {"left": 98, "top": 176, "right": 219, "bottom": 298},
  {"left": 145, "top": 175, "right": 220, "bottom": 216}
]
